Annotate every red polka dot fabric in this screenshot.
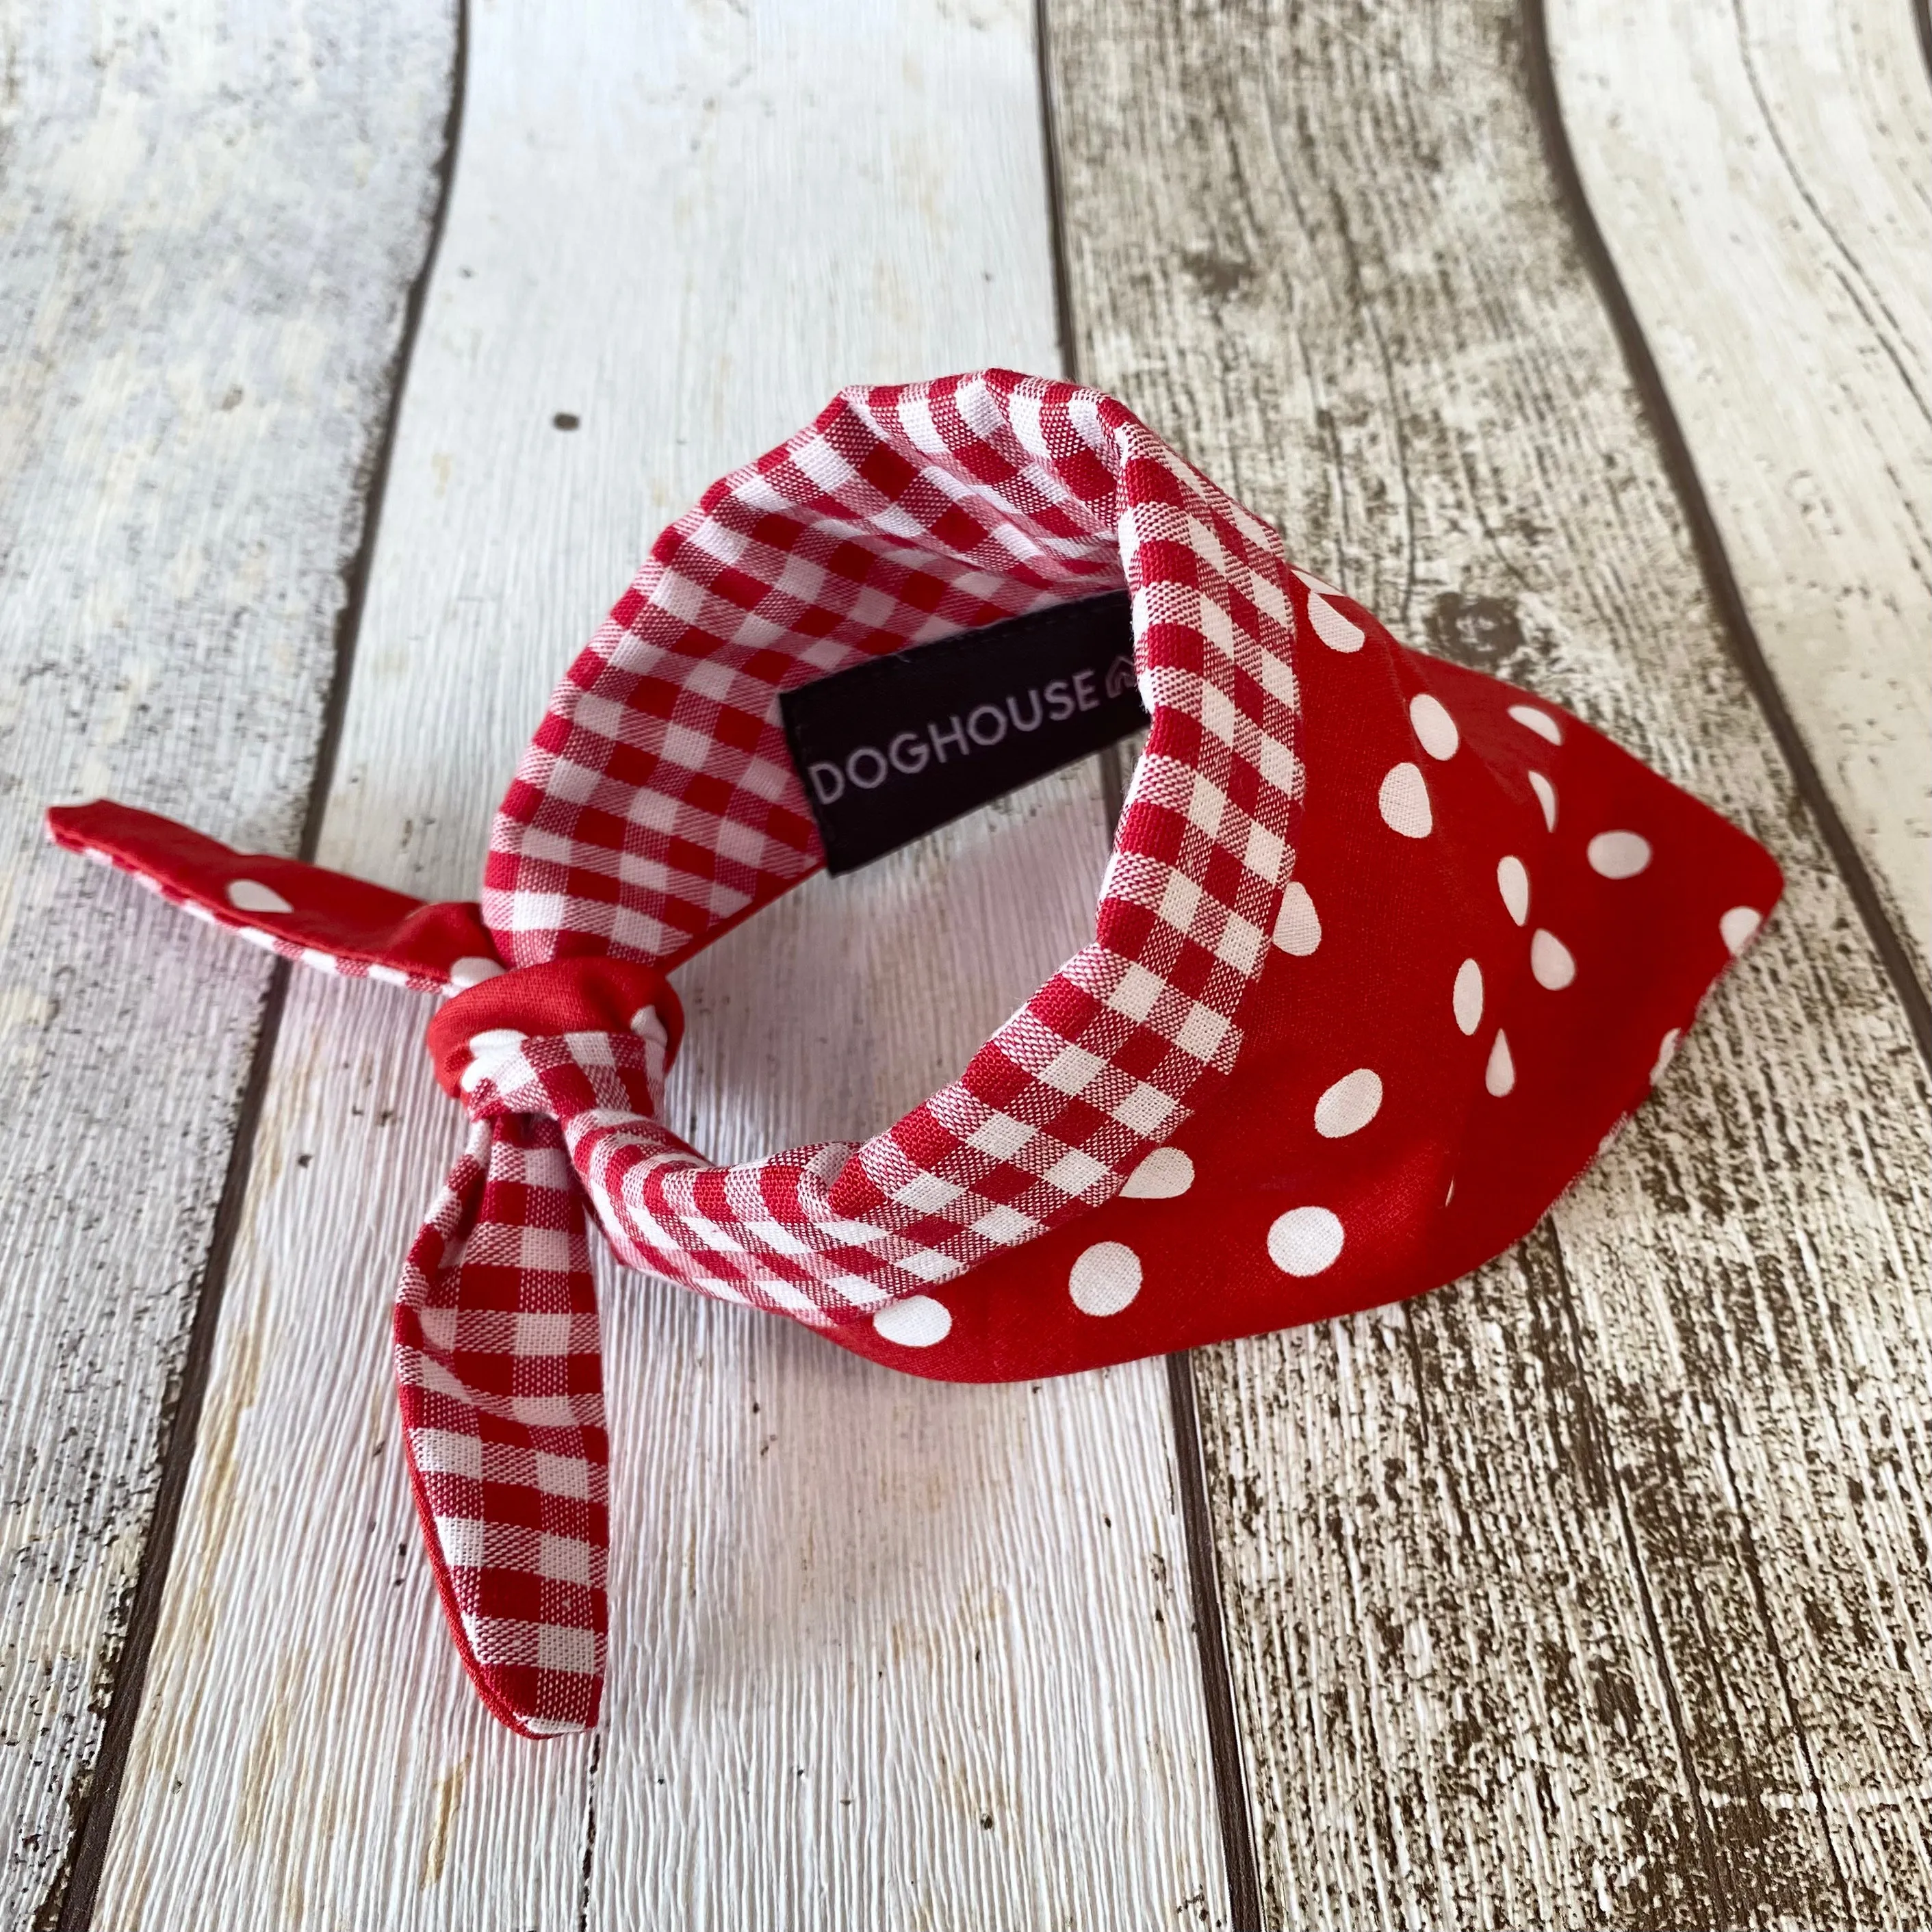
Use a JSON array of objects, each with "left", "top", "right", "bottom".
[
  {"left": 826, "top": 636, "right": 1780, "bottom": 1380},
  {"left": 47, "top": 370, "right": 1780, "bottom": 1738}
]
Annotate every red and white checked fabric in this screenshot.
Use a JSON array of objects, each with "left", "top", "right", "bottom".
[
  {"left": 48, "top": 368, "right": 1784, "bottom": 1740},
  {"left": 482, "top": 369, "right": 1304, "bottom": 1319},
  {"left": 399, "top": 958, "right": 681, "bottom": 1733}
]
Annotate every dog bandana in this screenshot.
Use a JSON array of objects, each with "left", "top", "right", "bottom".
[{"left": 49, "top": 370, "right": 1781, "bottom": 1738}]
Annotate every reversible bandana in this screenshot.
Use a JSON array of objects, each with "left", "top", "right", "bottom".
[{"left": 49, "top": 371, "right": 1781, "bottom": 1738}]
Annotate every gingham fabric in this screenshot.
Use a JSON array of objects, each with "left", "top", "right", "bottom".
[
  {"left": 50, "top": 369, "right": 1783, "bottom": 1740},
  {"left": 481, "top": 368, "right": 1305, "bottom": 1320}
]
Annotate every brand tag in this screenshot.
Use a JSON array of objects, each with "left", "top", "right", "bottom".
[{"left": 778, "top": 592, "right": 1145, "bottom": 874}]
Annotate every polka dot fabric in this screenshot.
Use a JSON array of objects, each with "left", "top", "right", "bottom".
[
  {"left": 44, "top": 801, "right": 505, "bottom": 995},
  {"left": 45, "top": 369, "right": 1781, "bottom": 1739},
  {"left": 829, "top": 589, "right": 1782, "bottom": 1382}
]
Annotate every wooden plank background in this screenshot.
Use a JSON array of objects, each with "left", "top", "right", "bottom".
[
  {"left": 2, "top": 0, "right": 1925, "bottom": 1926},
  {"left": 85, "top": 2, "right": 1224, "bottom": 1927},
  {"left": 0, "top": 7, "right": 454, "bottom": 1924},
  {"left": 1555, "top": 0, "right": 1932, "bottom": 992},
  {"left": 1044, "top": 0, "right": 1930, "bottom": 1924}
]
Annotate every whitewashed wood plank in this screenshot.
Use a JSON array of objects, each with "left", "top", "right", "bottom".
[
  {"left": 95, "top": 2, "right": 1227, "bottom": 1926},
  {"left": 0, "top": 5, "right": 451, "bottom": 1921},
  {"left": 1046, "top": 0, "right": 1932, "bottom": 1924},
  {"left": 1554, "top": 0, "right": 1932, "bottom": 988}
]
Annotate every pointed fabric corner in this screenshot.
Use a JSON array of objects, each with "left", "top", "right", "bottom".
[{"left": 819, "top": 613, "right": 1782, "bottom": 1380}]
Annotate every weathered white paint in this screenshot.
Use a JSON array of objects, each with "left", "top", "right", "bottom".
[
  {"left": 0, "top": 4, "right": 451, "bottom": 1920},
  {"left": 1048, "top": 0, "right": 1931, "bottom": 1923},
  {"left": 94, "top": 2, "right": 1226, "bottom": 1926},
  {"left": 1554, "top": 0, "right": 1932, "bottom": 986}
]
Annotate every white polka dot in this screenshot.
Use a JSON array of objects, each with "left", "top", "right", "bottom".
[
  {"left": 1409, "top": 693, "right": 1460, "bottom": 760},
  {"left": 1307, "top": 592, "right": 1365, "bottom": 653},
  {"left": 467, "top": 1026, "right": 526, "bottom": 1055},
  {"left": 1485, "top": 1029, "right": 1516, "bottom": 1096},
  {"left": 1651, "top": 1028, "right": 1681, "bottom": 1084},
  {"left": 1314, "top": 1067, "right": 1383, "bottom": 1138},
  {"left": 1497, "top": 855, "right": 1530, "bottom": 925},
  {"left": 1721, "top": 906, "right": 1763, "bottom": 955},
  {"left": 1267, "top": 1207, "right": 1345, "bottom": 1277},
  {"left": 1121, "top": 1147, "right": 1194, "bottom": 1198},
  {"left": 1508, "top": 703, "right": 1564, "bottom": 745},
  {"left": 1273, "top": 881, "right": 1322, "bottom": 956},
  {"left": 1378, "top": 762, "right": 1432, "bottom": 838},
  {"left": 460, "top": 1027, "right": 528, "bottom": 1094},
  {"left": 1530, "top": 929, "right": 1576, "bottom": 990},
  {"left": 1528, "top": 771, "right": 1557, "bottom": 832},
  {"left": 1587, "top": 829, "right": 1651, "bottom": 879},
  {"left": 1453, "top": 957, "right": 1484, "bottom": 1035},
  {"left": 227, "top": 877, "right": 292, "bottom": 915},
  {"left": 872, "top": 1295, "right": 953, "bottom": 1346},
  {"left": 448, "top": 955, "right": 504, "bottom": 989},
  {"left": 1293, "top": 565, "right": 1343, "bottom": 597},
  {"left": 1070, "top": 1241, "right": 1143, "bottom": 1316}
]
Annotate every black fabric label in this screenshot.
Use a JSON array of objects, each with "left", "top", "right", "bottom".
[{"left": 778, "top": 591, "right": 1145, "bottom": 875}]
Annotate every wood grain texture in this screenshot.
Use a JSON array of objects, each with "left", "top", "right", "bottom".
[
  {"left": 94, "top": 1, "right": 1227, "bottom": 1925},
  {"left": 1553, "top": 0, "right": 1932, "bottom": 990},
  {"left": 0, "top": 5, "right": 451, "bottom": 1920},
  {"left": 1045, "top": 0, "right": 1932, "bottom": 1924}
]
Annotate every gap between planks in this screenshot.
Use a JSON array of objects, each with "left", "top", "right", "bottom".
[
  {"left": 0, "top": 6, "right": 456, "bottom": 1924},
  {"left": 1051, "top": 0, "right": 1262, "bottom": 1875},
  {"left": 1538, "top": 0, "right": 1932, "bottom": 1062},
  {"left": 49, "top": 12, "right": 471, "bottom": 1928},
  {"left": 86, "top": 2, "right": 1230, "bottom": 1927}
]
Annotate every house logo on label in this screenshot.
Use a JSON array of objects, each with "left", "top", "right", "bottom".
[{"left": 1105, "top": 654, "right": 1137, "bottom": 701}]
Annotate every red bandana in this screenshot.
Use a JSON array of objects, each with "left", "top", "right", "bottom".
[{"left": 49, "top": 370, "right": 1780, "bottom": 1738}]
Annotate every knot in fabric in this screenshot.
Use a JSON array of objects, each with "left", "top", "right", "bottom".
[
  {"left": 425, "top": 955, "right": 685, "bottom": 1111},
  {"left": 391, "top": 954, "right": 684, "bottom": 1737}
]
